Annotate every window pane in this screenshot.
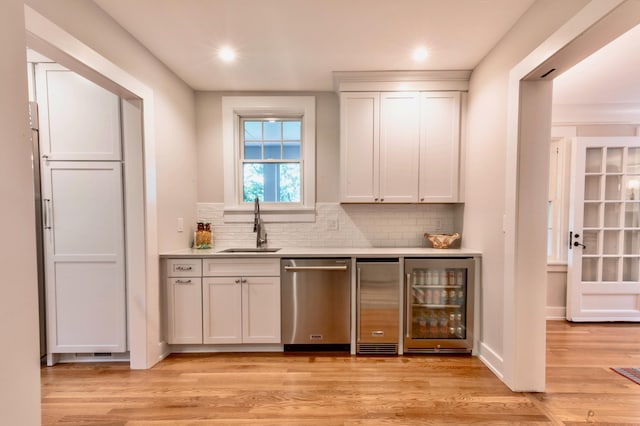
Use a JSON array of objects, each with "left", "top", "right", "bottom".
[
  {"left": 264, "top": 141, "right": 282, "bottom": 160},
  {"left": 244, "top": 141, "right": 262, "bottom": 160},
  {"left": 242, "top": 163, "right": 264, "bottom": 202},
  {"left": 283, "top": 141, "right": 300, "bottom": 159},
  {"left": 244, "top": 121, "right": 262, "bottom": 141},
  {"left": 279, "top": 163, "right": 300, "bottom": 202},
  {"left": 243, "top": 162, "right": 300, "bottom": 203},
  {"left": 263, "top": 121, "right": 281, "bottom": 140},
  {"left": 283, "top": 121, "right": 301, "bottom": 140}
]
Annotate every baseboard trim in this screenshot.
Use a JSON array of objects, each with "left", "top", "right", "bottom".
[
  {"left": 477, "top": 341, "right": 504, "bottom": 381},
  {"left": 546, "top": 306, "right": 566, "bottom": 320}
]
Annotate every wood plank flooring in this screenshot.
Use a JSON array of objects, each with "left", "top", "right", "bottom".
[{"left": 41, "top": 321, "right": 640, "bottom": 425}]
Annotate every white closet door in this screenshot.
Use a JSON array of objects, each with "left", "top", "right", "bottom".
[
  {"left": 567, "top": 137, "right": 640, "bottom": 321},
  {"left": 42, "top": 161, "right": 126, "bottom": 352},
  {"left": 35, "top": 63, "right": 121, "bottom": 161}
]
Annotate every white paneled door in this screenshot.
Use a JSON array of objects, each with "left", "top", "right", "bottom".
[
  {"left": 35, "top": 62, "right": 126, "bottom": 361},
  {"left": 567, "top": 137, "right": 640, "bottom": 321},
  {"left": 42, "top": 161, "right": 126, "bottom": 352}
]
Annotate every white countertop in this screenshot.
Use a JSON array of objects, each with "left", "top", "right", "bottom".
[{"left": 160, "top": 246, "right": 482, "bottom": 258}]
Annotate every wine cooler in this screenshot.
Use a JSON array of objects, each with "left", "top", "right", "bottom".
[{"left": 404, "top": 258, "right": 475, "bottom": 353}]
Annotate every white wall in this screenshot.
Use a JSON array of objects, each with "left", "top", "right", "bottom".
[
  {"left": 0, "top": 0, "right": 42, "bottom": 423},
  {"left": 25, "top": 0, "right": 198, "bottom": 253},
  {"left": 463, "top": 0, "right": 589, "bottom": 380}
]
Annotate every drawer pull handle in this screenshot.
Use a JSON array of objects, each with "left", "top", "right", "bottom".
[
  {"left": 175, "top": 279, "right": 192, "bottom": 284},
  {"left": 176, "top": 266, "right": 193, "bottom": 271}
]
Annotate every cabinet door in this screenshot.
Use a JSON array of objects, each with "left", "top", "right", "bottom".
[
  {"left": 242, "top": 276, "right": 281, "bottom": 344},
  {"left": 42, "top": 161, "right": 126, "bottom": 353},
  {"left": 35, "top": 63, "right": 122, "bottom": 161},
  {"left": 340, "top": 92, "right": 380, "bottom": 202},
  {"left": 419, "top": 92, "right": 461, "bottom": 202},
  {"left": 166, "top": 278, "right": 203, "bottom": 344},
  {"left": 203, "top": 277, "right": 242, "bottom": 344},
  {"left": 379, "top": 92, "right": 420, "bottom": 202}
]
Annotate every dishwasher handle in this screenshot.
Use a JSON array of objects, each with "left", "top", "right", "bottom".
[{"left": 284, "top": 265, "right": 348, "bottom": 272}]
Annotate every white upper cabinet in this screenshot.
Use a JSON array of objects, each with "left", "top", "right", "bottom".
[
  {"left": 36, "top": 63, "right": 121, "bottom": 161},
  {"left": 340, "top": 90, "right": 462, "bottom": 203},
  {"left": 379, "top": 92, "right": 420, "bottom": 203},
  {"left": 340, "top": 92, "right": 380, "bottom": 202},
  {"left": 419, "top": 92, "right": 461, "bottom": 202}
]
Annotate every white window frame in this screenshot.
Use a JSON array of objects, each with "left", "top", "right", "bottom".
[{"left": 222, "top": 96, "right": 316, "bottom": 222}]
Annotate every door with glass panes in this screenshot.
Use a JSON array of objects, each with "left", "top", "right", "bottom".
[{"left": 567, "top": 137, "right": 640, "bottom": 321}]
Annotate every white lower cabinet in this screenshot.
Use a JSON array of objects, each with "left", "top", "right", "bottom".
[
  {"left": 165, "top": 257, "right": 281, "bottom": 346},
  {"left": 203, "top": 275, "right": 281, "bottom": 344},
  {"left": 203, "top": 258, "right": 281, "bottom": 345},
  {"left": 166, "top": 259, "right": 202, "bottom": 344}
]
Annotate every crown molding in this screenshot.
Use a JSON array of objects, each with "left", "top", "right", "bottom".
[
  {"left": 333, "top": 70, "right": 471, "bottom": 92},
  {"left": 552, "top": 103, "right": 640, "bottom": 124}
]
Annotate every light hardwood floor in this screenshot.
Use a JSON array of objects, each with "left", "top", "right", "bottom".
[{"left": 41, "top": 321, "right": 640, "bottom": 425}]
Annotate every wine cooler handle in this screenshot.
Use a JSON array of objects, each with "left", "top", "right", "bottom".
[{"left": 405, "top": 273, "right": 411, "bottom": 338}]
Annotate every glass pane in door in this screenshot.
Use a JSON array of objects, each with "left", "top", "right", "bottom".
[
  {"left": 584, "top": 203, "right": 600, "bottom": 228},
  {"left": 623, "top": 258, "right": 639, "bottom": 281},
  {"left": 584, "top": 176, "right": 601, "bottom": 200},
  {"left": 606, "top": 148, "right": 623, "bottom": 172},
  {"left": 409, "top": 267, "right": 466, "bottom": 340},
  {"left": 602, "top": 257, "right": 619, "bottom": 282},
  {"left": 624, "top": 203, "right": 640, "bottom": 227},
  {"left": 605, "top": 175, "right": 622, "bottom": 200},
  {"left": 582, "top": 257, "right": 599, "bottom": 282},
  {"left": 585, "top": 148, "right": 603, "bottom": 173},
  {"left": 628, "top": 148, "right": 640, "bottom": 174},
  {"left": 603, "top": 203, "right": 621, "bottom": 228}
]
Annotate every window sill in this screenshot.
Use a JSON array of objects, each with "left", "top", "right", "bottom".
[{"left": 223, "top": 207, "right": 316, "bottom": 223}]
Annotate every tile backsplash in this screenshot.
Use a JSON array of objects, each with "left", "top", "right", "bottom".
[{"left": 197, "top": 202, "right": 462, "bottom": 248}]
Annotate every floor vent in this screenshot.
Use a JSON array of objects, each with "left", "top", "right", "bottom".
[{"left": 357, "top": 343, "right": 398, "bottom": 355}]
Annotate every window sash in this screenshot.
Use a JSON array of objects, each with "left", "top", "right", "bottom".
[{"left": 239, "top": 117, "right": 303, "bottom": 205}]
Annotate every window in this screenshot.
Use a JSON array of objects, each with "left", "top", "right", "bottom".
[
  {"left": 241, "top": 118, "right": 302, "bottom": 203},
  {"left": 222, "top": 96, "right": 315, "bottom": 222}
]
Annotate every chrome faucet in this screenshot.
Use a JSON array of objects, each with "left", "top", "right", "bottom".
[{"left": 253, "top": 197, "right": 267, "bottom": 248}]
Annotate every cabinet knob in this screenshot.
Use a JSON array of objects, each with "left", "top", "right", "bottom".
[
  {"left": 380, "top": 198, "right": 384, "bottom": 202},
  {"left": 374, "top": 198, "right": 379, "bottom": 202},
  {"left": 241, "top": 279, "right": 247, "bottom": 283},
  {"left": 234, "top": 279, "right": 240, "bottom": 284},
  {"left": 420, "top": 198, "right": 424, "bottom": 202}
]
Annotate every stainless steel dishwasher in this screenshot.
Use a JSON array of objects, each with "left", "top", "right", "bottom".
[{"left": 281, "top": 258, "right": 351, "bottom": 349}]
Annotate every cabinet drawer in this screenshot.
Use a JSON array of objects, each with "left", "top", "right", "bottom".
[
  {"left": 166, "top": 258, "right": 202, "bottom": 277},
  {"left": 203, "top": 258, "right": 280, "bottom": 277}
]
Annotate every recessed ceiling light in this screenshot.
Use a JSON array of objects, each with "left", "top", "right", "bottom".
[
  {"left": 412, "top": 47, "right": 429, "bottom": 62},
  {"left": 218, "top": 46, "right": 236, "bottom": 63}
]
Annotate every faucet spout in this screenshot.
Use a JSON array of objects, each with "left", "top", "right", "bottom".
[{"left": 253, "top": 197, "right": 267, "bottom": 248}]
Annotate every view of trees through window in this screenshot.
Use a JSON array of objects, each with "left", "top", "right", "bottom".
[{"left": 241, "top": 118, "right": 302, "bottom": 203}]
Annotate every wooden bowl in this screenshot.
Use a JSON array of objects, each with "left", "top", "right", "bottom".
[{"left": 424, "top": 233, "right": 460, "bottom": 249}]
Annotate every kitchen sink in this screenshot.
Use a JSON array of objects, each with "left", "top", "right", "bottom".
[{"left": 218, "top": 247, "right": 281, "bottom": 253}]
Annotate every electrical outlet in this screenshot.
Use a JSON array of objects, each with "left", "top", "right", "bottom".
[
  {"left": 326, "top": 217, "right": 339, "bottom": 231},
  {"left": 177, "top": 217, "right": 184, "bottom": 232},
  {"left": 434, "top": 219, "right": 442, "bottom": 231}
]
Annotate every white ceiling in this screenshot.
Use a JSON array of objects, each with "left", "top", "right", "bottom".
[
  {"left": 92, "top": 0, "right": 640, "bottom": 110},
  {"left": 553, "top": 22, "right": 640, "bottom": 105},
  {"left": 94, "top": 0, "right": 536, "bottom": 91}
]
